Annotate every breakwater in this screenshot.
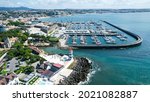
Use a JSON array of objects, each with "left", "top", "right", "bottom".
[
  {"left": 58, "top": 57, "right": 92, "bottom": 85},
  {"left": 102, "top": 21, "right": 143, "bottom": 47}
]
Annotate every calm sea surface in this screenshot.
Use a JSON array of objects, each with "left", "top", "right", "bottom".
[{"left": 41, "top": 12, "right": 150, "bottom": 85}]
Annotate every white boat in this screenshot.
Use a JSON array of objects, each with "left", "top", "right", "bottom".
[
  {"left": 104, "top": 36, "right": 110, "bottom": 41},
  {"left": 91, "top": 36, "right": 94, "bottom": 40},
  {"left": 73, "top": 41, "right": 77, "bottom": 45},
  {"left": 106, "top": 40, "right": 112, "bottom": 44},
  {"left": 120, "top": 37, "right": 127, "bottom": 41},
  {"left": 96, "top": 40, "right": 101, "bottom": 45}
]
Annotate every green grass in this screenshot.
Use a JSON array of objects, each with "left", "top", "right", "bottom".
[
  {"left": 0, "top": 69, "right": 8, "bottom": 76},
  {"left": 14, "top": 69, "right": 22, "bottom": 74},
  {"left": 14, "top": 66, "right": 34, "bottom": 75},
  {"left": 28, "top": 76, "right": 39, "bottom": 85}
]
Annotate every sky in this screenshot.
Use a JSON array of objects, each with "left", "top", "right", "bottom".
[{"left": 0, "top": 0, "right": 150, "bottom": 9}]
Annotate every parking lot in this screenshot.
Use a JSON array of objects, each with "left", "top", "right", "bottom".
[{"left": 6, "top": 58, "right": 27, "bottom": 71}]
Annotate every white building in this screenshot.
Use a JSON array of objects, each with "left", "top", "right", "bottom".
[{"left": 27, "top": 27, "right": 47, "bottom": 36}]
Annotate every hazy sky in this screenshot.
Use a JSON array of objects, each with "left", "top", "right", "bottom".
[{"left": 0, "top": 0, "right": 150, "bottom": 9}]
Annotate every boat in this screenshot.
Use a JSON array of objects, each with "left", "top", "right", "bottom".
[
  {"left": 96, "top": 40, "right": 101, "bottom": 45},
  {"left": 72, "top": 41, "right": 77, "bottom": 45},
  {"left": 106, "top": 40, "right": 112, "bottom": 44},
  {"left": 80, "top": 41, "right": 85, "bottom": 45},
  {"left": 103, "top": 36, "right": 110, "bottom": 41},
  {"left": 91, "top": 36, "right": 94, "bottom": 40},
  {"left": 80, "top": 36, "right": 86, "bottom": 44},
  {"left": 120, "top": 37, "right": 127, "bottom": 41}
]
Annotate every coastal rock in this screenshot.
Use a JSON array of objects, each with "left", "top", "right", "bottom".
[{"left": 58, "top": 57, "right": 92, "bottom": 85}]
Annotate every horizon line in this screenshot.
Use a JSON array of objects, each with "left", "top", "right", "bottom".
[{"left": 0, "top": 6, "right": 150, "bottom": 10}]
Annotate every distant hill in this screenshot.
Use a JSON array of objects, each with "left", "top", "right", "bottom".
[{"left": 0, "top": 6, "right": 32, "bottom": 11}]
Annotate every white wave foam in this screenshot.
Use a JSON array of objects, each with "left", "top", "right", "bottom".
[{"left": 78, "top": 61, "right": 101, "bottom": 85}]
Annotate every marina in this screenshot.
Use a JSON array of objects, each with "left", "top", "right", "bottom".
[
  {"left": 41, "top": 11, "right": 150, "bottom": 85},
  {"left": 64, "top": 21, "right": 142, "bottom": 48}
]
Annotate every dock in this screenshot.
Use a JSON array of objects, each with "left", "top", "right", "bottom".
[{"left": 62, "top": 21, "right": 142, "bottom": 49}]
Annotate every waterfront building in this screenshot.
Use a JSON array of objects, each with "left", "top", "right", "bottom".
[{"left": 27, "top": 27, "right": 47, "bottom": 36}]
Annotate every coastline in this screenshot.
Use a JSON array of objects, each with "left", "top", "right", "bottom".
[{"left": 58, "top": 57, "right": 92, "bottom": 85}]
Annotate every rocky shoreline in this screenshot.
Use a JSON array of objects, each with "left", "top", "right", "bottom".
[{"left": 58, "top": 57, "right": 92, "bottom": 85}]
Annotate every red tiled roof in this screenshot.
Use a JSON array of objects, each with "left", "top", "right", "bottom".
[
  {"left": 53, "top": 63, "right": 63, "bottom": 68},
  {"left": 42, "top": 70, "right": 54, "bottom": 76},
  {"left": 6, "top": 73, "right": 16, "bottom": 80},
  {"left": 29, "top": 46, "right": 42, "bottom": 54},
  {"left": 0, "top": 76, "right": 9, "bottom": 85}
]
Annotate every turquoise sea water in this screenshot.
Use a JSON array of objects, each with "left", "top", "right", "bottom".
[{"left": 41, "top": 12, "right": 150, "bottom": 85}]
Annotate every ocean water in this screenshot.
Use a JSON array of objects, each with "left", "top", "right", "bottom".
[{"left": 41, "top": 12, "right": 150, "bottom": 85}]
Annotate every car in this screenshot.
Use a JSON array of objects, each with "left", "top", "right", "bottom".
[{"left": 15, "top": 65, "right": 19, "bottom": 67}]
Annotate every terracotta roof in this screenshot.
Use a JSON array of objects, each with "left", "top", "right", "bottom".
[
  {"left": 41, "top": 70, "right": 54, "bottom": 77},
  {"left": 29, "top": 46, "right": 42, "bottom": 54},
  {"left": 53, "top": 63, "right": 63, "bottom": 68},
  {"left": 0, "top": 76, "right": 9, "bottom": 85},
  {"left": 6, "top": 73, "right": 16, "bottom": 80},
  {"left": 0, "top": 73, "right": 17, "bottom": 85}
]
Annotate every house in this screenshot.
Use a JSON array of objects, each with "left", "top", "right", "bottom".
[
  {"left": 41, "top": 70, "right": 54, "bottom": 78},
  {"left": 36, "top": 61, "right": 52, "bottom": 70},
  {"left": 21, "top": 73, "right": 35, "bottom": 84},
  {"left": 6, "top": 73, "right": 19, "bottom": 85},
  {"left": 0, "top": 76, "right": 9, "bottom": 85},
  {"left": 0, "top": 73, "right": 19, "bottom": 85},
  {"left": 52, "top": 63, "right": 63, "bottom": 69}
]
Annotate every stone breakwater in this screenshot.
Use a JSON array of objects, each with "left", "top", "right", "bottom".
[{"left": 58, "top": 57, "right": 92, "bottom": 85}]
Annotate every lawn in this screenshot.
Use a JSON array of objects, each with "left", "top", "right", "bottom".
[
  {"left": 0, "top": 69, "right": 8, "bottom": 76},
  {"left": 28, "top": 76, "right": 40, "bottom": 85}
]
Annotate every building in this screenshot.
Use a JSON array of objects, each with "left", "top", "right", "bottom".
[
  {"left": 0, "top": 73, "right": 19, "bottom": 85},
  {"left": 27, "top": 27, "right": 47, "bottom": 36},
  {"left": 0, "top": 76, "right": 9, "bottom": 85},
  {"left": 3, "top": 37, "right": 18, "bottom": 48},
  {"left": 6, "top": 73, "right": 19, "bottom": 85},
  {"left": 21, "top": 73, "right": 35, "bottom": 84},
  {"left": 29, "top": 46, "right": 43, "bottom": 55}
]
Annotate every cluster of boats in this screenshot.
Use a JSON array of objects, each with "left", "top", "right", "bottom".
[
  {"left": 116, "top": 34, "right": 127, "bottom": 41},
  {"left": 103, "top": 36, "right": 116, "bottom": 44},
  {"left": 69, "top": 22, "right": 128, "bottom": 46},
  {"left": 72, "top": 35, "right": 77, "bottom": 45},
  {"left": 72, "top": 35, "right": 87, "bottom": 45},
  {"left": 91, "top": 36, "right": 101, "bottom": 45},
  {"left": 80, "top": 36, "right": 87, "bottom": 45},
  {"left": 71, "top": 34, "right": 128, "bottom": 45}
]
